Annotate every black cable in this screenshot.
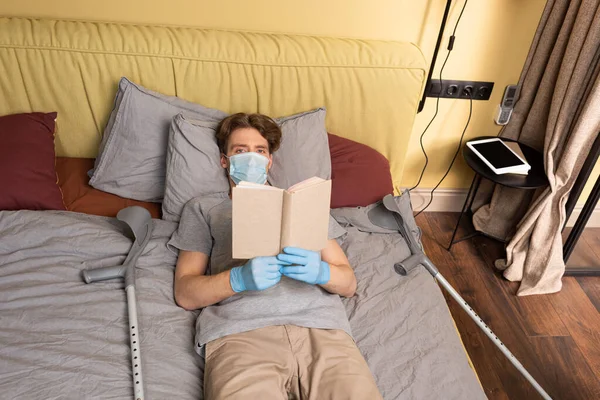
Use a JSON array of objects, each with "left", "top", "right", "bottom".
[
  {"left": 415, "top": 92, "right": 473, "bottom": 217},
  {"left": 408, "top": 51, "right": 449, "bottom": 191},
  {"left": 409, "top": 0, "right": 469, "bottom": 192},
  {"left": 450, "top": 0, "right": 468, "bottom": 38}
]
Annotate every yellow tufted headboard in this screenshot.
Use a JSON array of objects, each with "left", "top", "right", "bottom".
[{"left": 0, "top": 17, "right": 425, "bottom": 191}]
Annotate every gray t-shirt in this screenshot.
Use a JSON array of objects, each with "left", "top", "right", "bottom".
[{"left": 168, "top": 193, "right": 353, "bottom": 351}]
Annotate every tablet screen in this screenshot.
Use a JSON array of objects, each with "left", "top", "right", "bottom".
[{"left": 471, "top": 141, "right": 525, "bottom": 169}]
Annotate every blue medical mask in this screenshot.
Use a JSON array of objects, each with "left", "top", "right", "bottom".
[{"left": 226, "top": 152, "right": 269, "bottom": 185}]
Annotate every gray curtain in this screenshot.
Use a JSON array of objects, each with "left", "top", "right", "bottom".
[{"left": 471, "top": 0, "right": 600, "bottom": 295}]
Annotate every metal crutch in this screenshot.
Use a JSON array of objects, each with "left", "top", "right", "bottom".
[
  {"left": 82, "top": 206, "right": 153, "bottom": 400},
  {"left": 368, "top": 194, "right": 552, "bottom": 400}
]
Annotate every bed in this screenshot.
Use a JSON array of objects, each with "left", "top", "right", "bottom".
[{"left": 0, "top": 17, "right": 486, "bottom": 399}]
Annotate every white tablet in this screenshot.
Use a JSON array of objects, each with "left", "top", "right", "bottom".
[{"left": 466, "top": 138, "right": 531, "bottom": 175}]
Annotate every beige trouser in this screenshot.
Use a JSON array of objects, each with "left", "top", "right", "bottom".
[{"left": 204, "top": 325, "right": 383, "bottom": 400}]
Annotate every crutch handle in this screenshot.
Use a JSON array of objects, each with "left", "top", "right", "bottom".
[
  {"left": 82, "top": 265, "right": 127, "bottom": 283},
  {"left": 394, "top": 253, "right": 439, "bottom": 277}
]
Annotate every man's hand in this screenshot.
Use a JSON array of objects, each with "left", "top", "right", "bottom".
[
  {"left": 277, "top": 247, "right": 331, "bottom": 285},
  {"left": 229, "top": 256, "right": 289, "bottom": 292}
]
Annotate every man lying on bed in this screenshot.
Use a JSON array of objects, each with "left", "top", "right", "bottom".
[{"left": 168, "top": 113, "right": 382, "bottom": 400}]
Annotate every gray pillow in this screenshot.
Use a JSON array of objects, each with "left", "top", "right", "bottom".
[
  {"left": 162, "top": 108, "right": 331, "bottom": 222},
  {"left": 270, "top": 107, "right": 331, "bottom": 190},
  {"left": 89, "top": 77, "right": 227, "bottom": 202},
  {"left": 162, "top": 114, "right": 230, "bottom": 222}
]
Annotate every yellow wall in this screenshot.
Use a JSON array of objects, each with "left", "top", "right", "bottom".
[
  {"left": 1, "top": 0, "right": 551, "bottom": 190},
  {"left": 578, "top": 163, "right": 600, "bottom": 206}
]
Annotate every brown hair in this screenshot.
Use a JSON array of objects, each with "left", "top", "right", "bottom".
[{"left": 216, "top": 113, "right": 282, "bottom": 154}]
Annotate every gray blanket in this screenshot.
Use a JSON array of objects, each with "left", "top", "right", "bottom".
[{"left": 0, "top": 201, "right": 484, "bottom": 399}]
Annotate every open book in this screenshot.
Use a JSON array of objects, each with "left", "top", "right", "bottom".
[{"left": 232, "top": 177, "right": 332, "bottom": 259}]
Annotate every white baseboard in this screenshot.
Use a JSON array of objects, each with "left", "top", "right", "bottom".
[
  {"left": 408, "top": 188, "right": 468, "bottom": 213},
  {"left": 566, "top": 206, "right": 600, "bottom": 228},
  {"left": 407, "top": 188, "right": 600, "bottom": 228}
]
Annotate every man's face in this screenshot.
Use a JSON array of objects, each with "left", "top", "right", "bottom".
[{"left": 220, "top": 127, "right": 273, "bottom": 185}]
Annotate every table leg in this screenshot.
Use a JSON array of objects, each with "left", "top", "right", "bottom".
[{"left": 448, "top": 174, "right": 482, "bottom": 251}]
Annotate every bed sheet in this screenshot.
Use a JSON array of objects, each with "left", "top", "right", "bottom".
[
  {"left": 0, "top": 205, "right": 484, "bottom": 399},
  {"left": 333, "top": 200, "right": 485, "bottom": 399},
  {"left": 0, "top": 211, "right": 201, "bottom": 399}
]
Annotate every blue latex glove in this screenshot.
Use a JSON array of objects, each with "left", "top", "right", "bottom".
[
  {"left": 277, "top": 247, "right": 330, "bottom": 285},
  {"left": 229, "top": 256, "right": 288, "bottom": 292}
]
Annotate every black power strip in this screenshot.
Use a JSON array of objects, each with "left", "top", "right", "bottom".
[{"left": 426, "top": 79, "right": 494, "bottom": 100}]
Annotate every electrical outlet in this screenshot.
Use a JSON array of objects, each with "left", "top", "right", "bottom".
[{"left": 426, "top": 79, "right": 494, "bottom": 100}]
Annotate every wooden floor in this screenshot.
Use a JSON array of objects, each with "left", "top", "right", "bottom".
[{"left": 417, "top": 212, "right": 600, "bottom": 400}]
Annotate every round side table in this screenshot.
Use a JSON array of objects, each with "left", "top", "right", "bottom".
[{"left": 447, "top": 136, "right": 548, "bottom": 251}]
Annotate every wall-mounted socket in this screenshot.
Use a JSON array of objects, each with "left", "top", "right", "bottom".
[{"left": 426, "top": 79, "right": 494, "bottom": 101}]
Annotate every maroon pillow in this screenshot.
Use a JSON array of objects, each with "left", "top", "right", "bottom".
[
  {"left": 328, "top": 133, "right": 393, "bottom": 208},
  {"left": 0, "top": 112, "right": 65, "bottom": 211},
  {"left": 56, "top": 157, "right": 161, "bottom": 219}
]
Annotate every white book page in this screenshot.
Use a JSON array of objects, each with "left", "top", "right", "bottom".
[
  {"left": 238, "top": 182, "right": 281, "bottom": 191},
  {"left": 287, "top": 176, "right": 325, "bottom": 193}
]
